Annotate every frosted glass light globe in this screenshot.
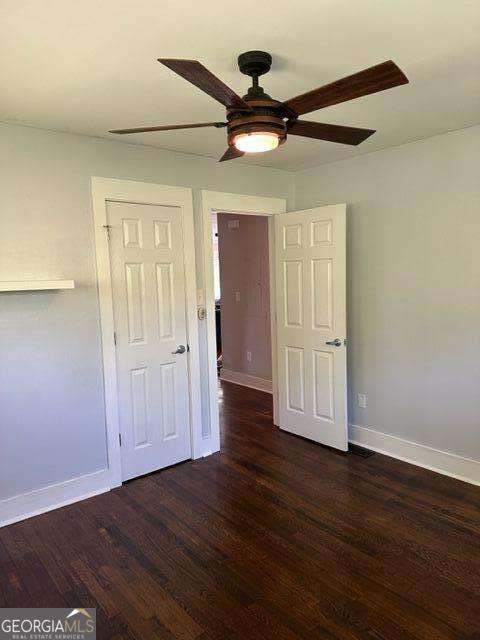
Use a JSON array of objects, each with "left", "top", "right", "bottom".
[{"left": 233, "top": 132, "right": 279, "bottom": 153}]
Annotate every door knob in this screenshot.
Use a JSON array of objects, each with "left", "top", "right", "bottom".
[
  {"left": 172, "top": 344, "right": 186, "bottom": 354},
  {"left": 325, "top": 338, "right": 342, "bottom": 347}
]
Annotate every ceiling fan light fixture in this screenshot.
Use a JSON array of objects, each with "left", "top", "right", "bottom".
[
  {"left": 112, "top": 53, "right": 408, "bottom": 162},
  {"left": 233, "top": 131, "right": 279, "bottom": 153}
]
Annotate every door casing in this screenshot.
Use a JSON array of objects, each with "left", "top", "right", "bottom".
[
  {"left": 201, "top": 190, "right": 287, "bottom": 452},
  {"left": 92, "top": 177, "right": 202, "bottom": 488}
]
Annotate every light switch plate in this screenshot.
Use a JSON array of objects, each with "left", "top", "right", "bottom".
[{"left": 357, "top": 393, "right": 367, "bottom": 409}]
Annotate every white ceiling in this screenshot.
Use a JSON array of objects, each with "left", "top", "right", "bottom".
[{"left": 1, "top": 0, "right": 479, "bottom": 171}]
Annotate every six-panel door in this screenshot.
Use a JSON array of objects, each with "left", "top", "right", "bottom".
[
  {"left": 275, "top": 204, "right": 348, "bottom": 450},
  {"left": 108, "top": 201, "right": 191, "bottom": 480}
]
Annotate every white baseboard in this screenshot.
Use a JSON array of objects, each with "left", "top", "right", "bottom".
[
  {"left": 0, "top": 469, "right": 111, "bottom": 528},
  {"left": 4, "top": 425, "right": 476, "bottom": 528},
  {"left": 220, "top": 369, "right": 272, "bottom": 393},
  {"left": 349, "top": 423, "right": 480, "bottom": 487}
]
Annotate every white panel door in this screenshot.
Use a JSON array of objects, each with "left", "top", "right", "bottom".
[
  {"left": 108, "top": 201, "right": 191, "bottom": 480},
  {"left": 275, "top": 204, "right": 347, "bottom": 450}
]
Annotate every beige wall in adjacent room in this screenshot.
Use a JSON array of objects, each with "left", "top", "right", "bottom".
[
  {"left": 294, "top": 125, "right": 480, "bottom": 461},
  {"left": 217, "top": 212, "right": 272, "bottom": 381}
]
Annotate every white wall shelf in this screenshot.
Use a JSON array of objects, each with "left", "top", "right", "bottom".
[{"left": 0, "top": 280, "right": 75, "bottom": 292}]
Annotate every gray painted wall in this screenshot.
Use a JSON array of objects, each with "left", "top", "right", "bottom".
[
  {"left": 294, "top": 125, "right": 480, "bottom": 461},
  {"left": 1, "top": 120, "right": 478, "bottom": 504},
  {"left": 0, "top": 123, "right": 294, "bottom": 500}
]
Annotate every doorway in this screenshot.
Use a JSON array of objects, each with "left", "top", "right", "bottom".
[
  {"left": 201, "top": 191, "right": 286, "bottom": 454},
  {"left": 202, "top": 190, "right": 348, "bottom": 454},
  {"left": 92, "top": 178, "right": 203, "bottom": 489},
  {"left": 212, "top": 211, "right": 273, "bottom": 394}
]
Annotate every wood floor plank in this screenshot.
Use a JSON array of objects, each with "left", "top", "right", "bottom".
[{"left": 0, "top": 380, "right": 478, "bottom": 639}]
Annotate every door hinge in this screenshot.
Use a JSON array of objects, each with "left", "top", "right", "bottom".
[
  {"left": 119, "top": 433, "right": 122, "bottom": 447},
  {"left": 113, "top": 331, "right": 117, "bottom": 346},
  {"left": 103, "top": 224, "right": 111, "bottom": 240}
]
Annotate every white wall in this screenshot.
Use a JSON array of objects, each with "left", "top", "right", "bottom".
[
  {"left": 0, "top": 123, "right": 294, "bottom": 502},
  {"left": 1, "top": 119, "right": 478, "bottom": 513},
  {"left": 294, "top": 125, "right": 480, "bottom": 462}
]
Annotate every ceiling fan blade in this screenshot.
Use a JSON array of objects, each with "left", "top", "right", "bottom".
[
  {"left": 288, "top": 120, "right": 376, "bottom": 145},
  {"left": 158, "top": 58, "right": 252, "bottom": 111},
  {"left": 219, "top": 146, "right": 244, "bottom": 162},
  {"left": 284, "top": 60, "right": 408, "bottom": 116},
  {"left": 109, "top": 122, "right": 226, "bottom": 134}
]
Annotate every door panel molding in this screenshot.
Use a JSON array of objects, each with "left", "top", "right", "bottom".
[
  {"left": 131, "top": 367, "right": 150, "bottom": 448},
  {"left": 283, "top": 260, "right": 304, "bottom": 327},
  {"left": 91, "top": 177, "right": 202, "bottom": 488},
  {"left": 285, "top": 346, "right": 305, "bottom": 413},
  {"left": 156, "top": 262, "right": 175, "bottom": 340}
]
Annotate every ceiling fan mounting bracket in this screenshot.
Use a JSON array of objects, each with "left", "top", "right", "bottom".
[{"left": 238, "top": 51, "right": 272, "bottom": 79}]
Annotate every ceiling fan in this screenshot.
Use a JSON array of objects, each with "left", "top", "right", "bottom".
[{"left": 109, "top": 51, "right": 408, "bottom": 161}]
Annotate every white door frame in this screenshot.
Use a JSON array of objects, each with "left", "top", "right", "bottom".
[
  {"left": 201, "top": 190, "right": 287, "bottom": 450},
  {"left": 91, "top": 177, "right": 202, "bottom": 488}
]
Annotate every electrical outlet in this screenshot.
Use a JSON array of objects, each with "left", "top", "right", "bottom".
[
  {"left": 246, "top": 351, "right": 252, "bottom": 362},
  {"left": 357, "top": 393, "right": 367, "bottom": 409},
  {"left": 235, "top": 291, "right": 241, "bottom": 302}
]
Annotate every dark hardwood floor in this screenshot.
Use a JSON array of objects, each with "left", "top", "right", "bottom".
[{"left": 1, "top": 380, "right": 479, "bottom": 639}]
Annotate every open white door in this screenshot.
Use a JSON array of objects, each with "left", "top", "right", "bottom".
[{"left": 274, "top": 204, "right": 347, "bottom": 450}]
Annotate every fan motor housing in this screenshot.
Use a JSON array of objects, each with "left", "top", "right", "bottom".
[
  {"left": 226, "top": 115, "right": 287, "bottom": 148},
  {"left": 226, "top": 98, "right": 288, "bottom": 148}
]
